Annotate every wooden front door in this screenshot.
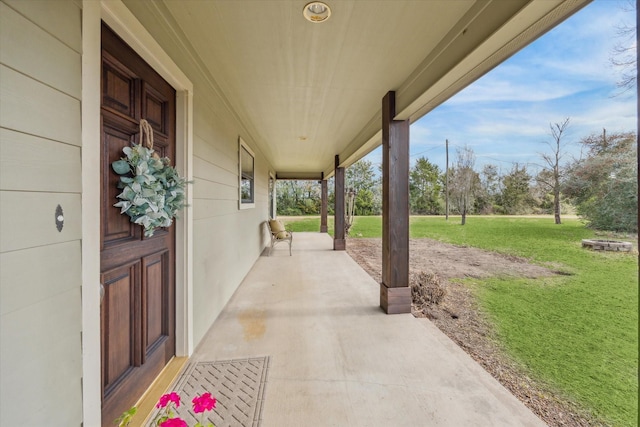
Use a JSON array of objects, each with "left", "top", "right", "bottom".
[{"left": 100, "top": 24, "right": 176, "bottom": 426}]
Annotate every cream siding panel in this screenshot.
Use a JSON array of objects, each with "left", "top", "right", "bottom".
[
  {"left": 192, "top": 131, "right": 237, "bottom": 163},
  {"left": 192, "top": 199, "right": 238, "bottom": 220},
  {"left": 193, "top": 134, "right": 237, "bottom": 174},
  {"left": 1, "top": 0, "right": 82, "bottom": 53},
  {"left": 0, "top": 191, "right": 81, "bottom": 253},
  {"left": 193, "top": 156, "right": 238, "bottom": 188},
  {"left": 192, "top": 215, "right": 261, "bottom": 342},
  {"left": 190, "top": 108, "right": 272, "bottom": 342},
  {"left": 193, "top": 178, "right": 237, "bottom": 201},
  {"left": 0, "top": 2, "right": 81, "bottom": 98},
  {"left": 0, "top": 129, "right": 81, "bottom": 193},
  {"left": 0, "top": 65, "right": 81, "bottom": 146},
  {"left": 0, "top": 1, "right": 83, "bottom": 426},
  {"left": 193, "top": 100, "right": 241, "bottom": 160},
  {"left": 0, "top": 241, "right": 81, "bottom": 316},
  {"left": 0, "top": 288, "right": 82, "bottom": 426}
]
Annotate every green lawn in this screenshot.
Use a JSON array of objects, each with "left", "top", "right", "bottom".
[{"left": 281, "top": 215, "right": 638, "bottom": 426}]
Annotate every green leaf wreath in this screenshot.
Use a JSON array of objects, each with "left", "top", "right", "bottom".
[{"left": 112, "top": 144, "right": 187, "bottom": 237}]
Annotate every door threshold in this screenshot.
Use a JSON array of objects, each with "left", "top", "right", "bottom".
[{"left": 129, "top": 356, "right": 189, "bottom": 427}]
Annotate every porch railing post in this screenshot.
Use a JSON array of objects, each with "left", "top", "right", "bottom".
[{"left": 380, "top": 91, "right": 410, "bottom": 314}]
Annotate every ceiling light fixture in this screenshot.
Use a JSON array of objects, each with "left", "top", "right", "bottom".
[{"left": 303, "top": 2, "right": 331, "bottom": 23}]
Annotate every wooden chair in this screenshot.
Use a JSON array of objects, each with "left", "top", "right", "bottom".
[{"left": 267, "top": 219, "right": 293, "bottom": 256}]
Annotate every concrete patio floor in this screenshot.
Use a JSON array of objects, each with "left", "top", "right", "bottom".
[{"left": 191, "top": 232, "right": 546, "bottom": 426}]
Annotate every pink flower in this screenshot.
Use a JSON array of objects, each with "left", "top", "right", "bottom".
[
  {"left": 156, "top": 392, "right": 181, "bottom": 409},
  {"left": 159, "top": 418, "right": 188, "bottom": 427},
  {"left": 192, "top": 392, "right": 217, "bottom": 413}
]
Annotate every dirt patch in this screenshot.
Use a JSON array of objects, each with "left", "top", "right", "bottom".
[
  {"left": 349, "top": 238, "right": 557, "bottom": 282},
  {"left": 347, "top": 237, "right": 607, "bottom": 427}
]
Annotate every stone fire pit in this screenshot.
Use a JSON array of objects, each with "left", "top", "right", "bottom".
[{"left": 581, "top": 239, "right": 633, "bottom": 252}]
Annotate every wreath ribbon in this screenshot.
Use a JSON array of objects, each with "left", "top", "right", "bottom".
[
  {"left": 140, "top": 119, "right": 154, "bottom": 150},
  {"left": 140, "top": 119, "right": 161, "bottom": 159}
]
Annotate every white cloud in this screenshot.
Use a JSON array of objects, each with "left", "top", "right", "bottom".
[
  {"left": 571, "top": 96, "right": 637, "bottom": 134},
  {"left": 449, "top": 76, "right": 583, "bottom": 104},
  {"left": 446, "top": 1, "right": 634, "bottom": 106}
]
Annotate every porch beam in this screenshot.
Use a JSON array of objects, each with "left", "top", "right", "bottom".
[
  {"left": 276, "top": 172, "right": 324, "bottom": 180},
  {"left": 320, "top": 176, "right": 328, "bottom": 233},
  {"left": 333, "top": 155, "right": 345, "bottom": 250},
  {"left": 380, "top": 91, "right": 410, "bottom": 314}
]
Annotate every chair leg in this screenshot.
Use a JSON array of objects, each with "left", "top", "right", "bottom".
[{"left": 288, "top": 239, "right": 292, "bottom": 256}]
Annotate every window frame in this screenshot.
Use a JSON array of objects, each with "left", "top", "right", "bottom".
[{"left": 238, "top": 137, "right": 255, "bottom": 209}]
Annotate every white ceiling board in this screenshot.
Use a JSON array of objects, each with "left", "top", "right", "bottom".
[{"left": 143, "top": 0, "right": 592, "bottom": 176}]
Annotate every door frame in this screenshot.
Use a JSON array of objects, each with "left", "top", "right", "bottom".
[{"left": 82, "top": 1, "right": 194, "bottom": 425}]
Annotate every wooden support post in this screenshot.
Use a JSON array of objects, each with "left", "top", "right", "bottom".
[
  {"left": 334, "top": 155, "right": 346, "bottom": 250},
  {"left": 320, "top": 176, "right": 328, "bottom": 233},
  {"left": 380, "top": 91, "right": 410, "bottom": 314}
]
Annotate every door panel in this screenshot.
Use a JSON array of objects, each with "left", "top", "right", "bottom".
[
  {"left": 143, "top": 251, "right": 169, "bottom": 352},
  {"left": 101, "top": 262, "right": 140, "bottom": 394},
  {"left": 102, "top": 57, "right": 138, "bottom": 118},
  {"left": 142, "top": 82, "right": 169, "bottom": 136},
  {"left": 102, "top": 123, "right": 138, "bottom": 243},
  {"left": 100, "top": 23, "right": 176, "bottom": 426}
]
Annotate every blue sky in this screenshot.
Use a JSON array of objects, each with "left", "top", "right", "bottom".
[{"left": 365, "top": 0, "right": 637, "bottom": 176}]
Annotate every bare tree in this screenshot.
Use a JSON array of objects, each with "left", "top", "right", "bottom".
[
  {"left": 449, "top": 145, "right": 478, "bottom": 225},
  {"left": 538, "top": 118, "right": 570, "bottom": 224},
  {"left": 610, "top": 0, "right": 636, "bottom": 94}
]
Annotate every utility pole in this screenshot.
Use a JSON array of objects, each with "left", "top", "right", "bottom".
[{"left": 445, "top": 139, "right": 449, "bottom": 220}]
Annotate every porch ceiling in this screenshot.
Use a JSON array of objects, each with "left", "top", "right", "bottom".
[{"left": 125, "top": 0, "right": 590, "bottom": 178}]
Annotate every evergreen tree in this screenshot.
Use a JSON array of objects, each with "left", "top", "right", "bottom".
[
  {"left": 499, "top": 164, "right": 535, "bottom": 215},
  {"left": 346, "top": 159, "right": 381, "bottom": 215},
  {"left": 409, "top": 157, "right": 443, "bottom": 214},
  {"left": 475, "top": 164, "right": 500, "bottom": 214}
]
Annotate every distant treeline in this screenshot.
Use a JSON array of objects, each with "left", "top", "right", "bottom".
[{"left": 277, "top": 130, "right": 637, "bottom": 233}]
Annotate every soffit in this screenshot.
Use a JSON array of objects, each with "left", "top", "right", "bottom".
[{"left": 147, "top": 0, "right": 590, "bottom": 177}]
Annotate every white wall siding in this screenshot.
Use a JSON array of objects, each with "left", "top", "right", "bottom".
[
  {"left": 0, "top": 129, "right": 82, "bottom": 193},
  {"left": 0, "top": 191, "right": 82, "bottom": 253},
  {"left": 0, "top": 241, "right": 81, "bottom": 316},
  {"left": 0, "top": 2, "right": 81, "bottom": 98},
  {"left": 0, "top": 288, "right": 82, "bottom": 426},
  {"left": 0, "top": 1, "right": 83, "bottom": 425},
  {"left": 0, "top": 65, "right": 81, "bottom": 146},
  {"left": 2, "top": 0, "right": 82, "bottom": 52},
  {"left": 190, "top": 95, "right": 272, "bottom": 343}
]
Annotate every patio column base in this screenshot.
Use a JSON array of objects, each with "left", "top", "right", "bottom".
[
  {"left": 333, "top": 238, "right": 345, "bottom": 250},
  {"left": 379, "top": 283, "right": 411, "bottom": 314}
]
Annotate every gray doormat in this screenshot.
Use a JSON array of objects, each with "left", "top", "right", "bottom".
[{"left": 147, "top": 356, "right": 269, "bottom": 427}]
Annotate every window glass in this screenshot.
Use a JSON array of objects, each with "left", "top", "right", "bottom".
[{"left": 239, "top": 139, "right": 255, "bottom": 208}]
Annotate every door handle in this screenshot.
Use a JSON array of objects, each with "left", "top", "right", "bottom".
[{"left": 100, "top": 283, "right": 105, "bottom": 303}]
